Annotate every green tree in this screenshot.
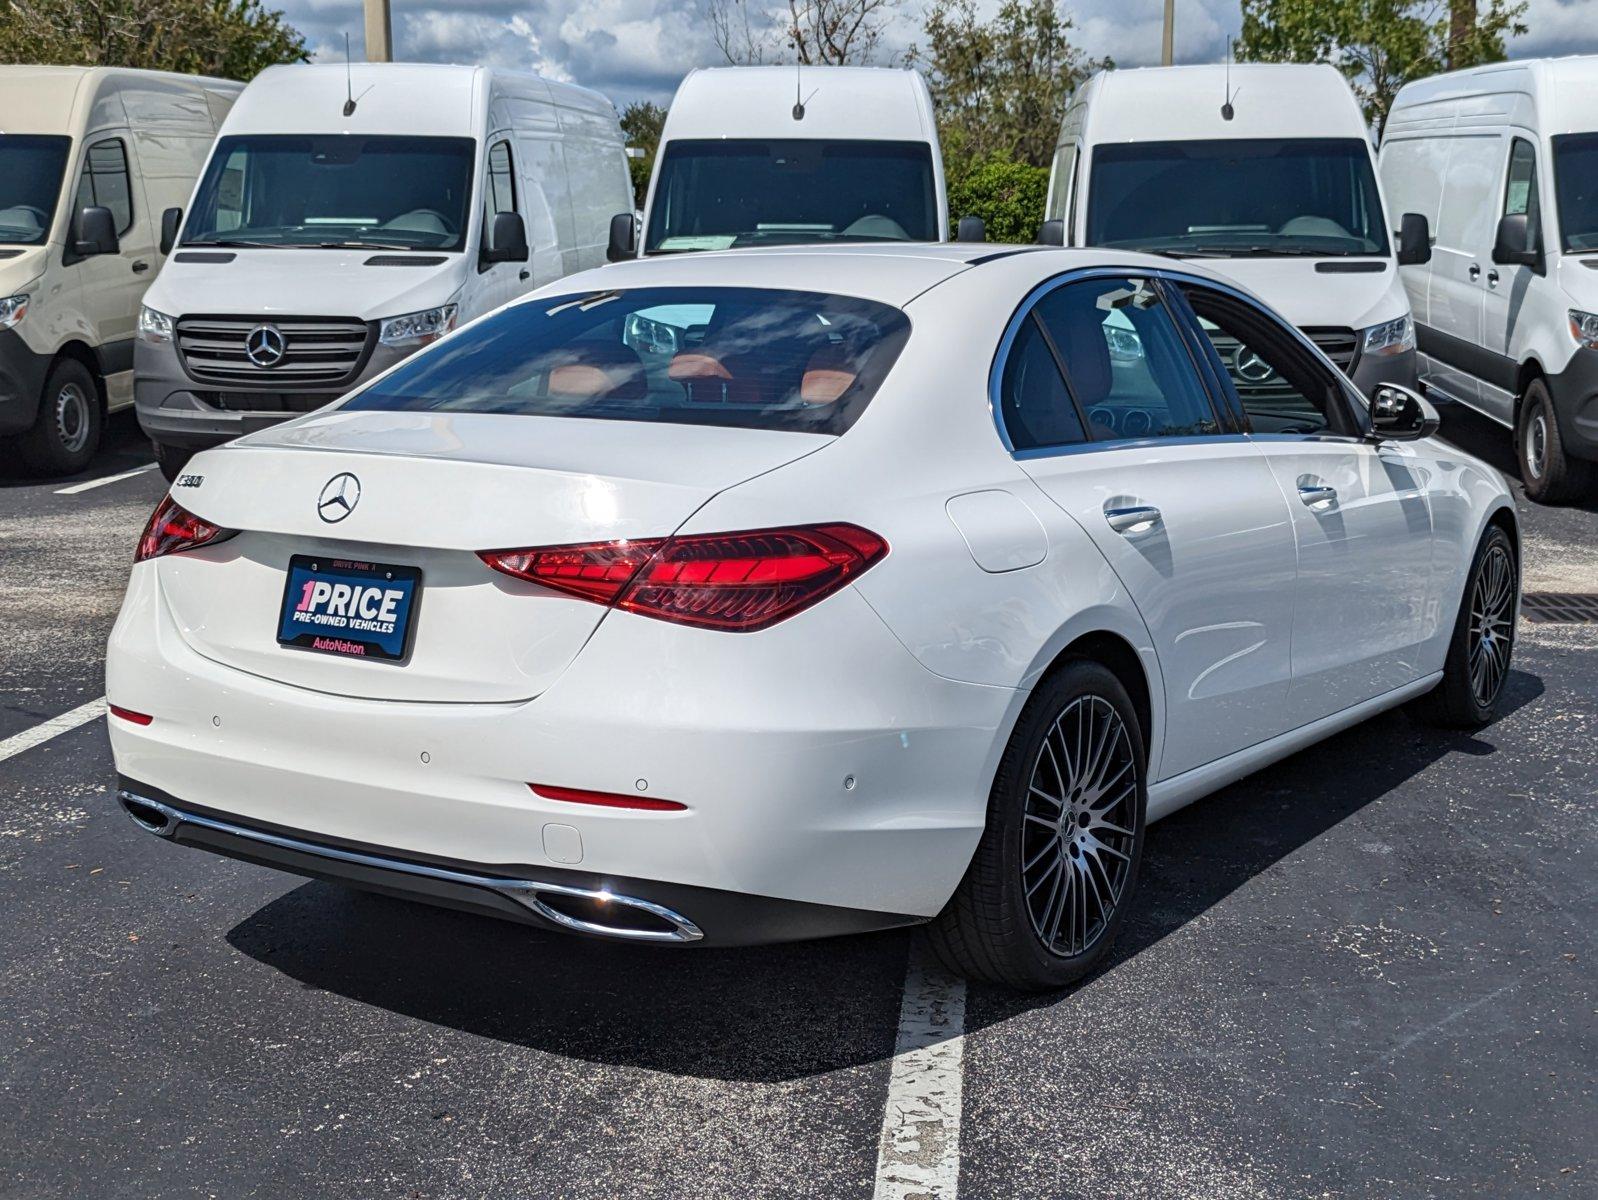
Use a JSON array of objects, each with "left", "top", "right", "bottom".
[
  {"left": 947, "top": 156, "right": 1049, "bottom": 242},
  {"left": 0, "top": 0, "right": 308, "bottom": 81},
  {"left": 619, "top": 99, "right": 666, "bottom": 207},
  {"left": 910, "top": 0, "right": 1109, "bottom": 176},
  {"left": 1237, "top": 0, "right": 1527, "bottom": 130}
]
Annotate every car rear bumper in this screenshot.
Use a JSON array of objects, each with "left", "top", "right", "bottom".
[{"left": 106, "top": 564, "right": 1012, "bottom": 931}]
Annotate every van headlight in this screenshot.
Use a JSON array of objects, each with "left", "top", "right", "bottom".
[
  {"left": 1571, "top": 310, "right": 1598, "bottom": 351},
  {"left": 138, "top": 306, "right": 175, "bottom": 344},
  {"left": 379, "top": 303, "right": 458, "bottom": 348},
  {"left": 1361, "top": 314, "right": 1415, "bottom": 357},
  {"left": 0, "top": 294, "right": 29, "bottom": 330}
]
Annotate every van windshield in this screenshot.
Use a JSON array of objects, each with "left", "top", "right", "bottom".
[
  {"left": 1553, "top": 133, "right": 1598, "bottom": 253},
  {"left": 343, "top": 286, "right": 911, "bottom": 435},
  {"left": 1087, "top": 138, "right": 1391, "bottom": 258},
  {"left": 644, "top": 139, "right": 938, "bottom": 253},
  {"left": 0, "top": 135, "right": 71, "bottom": 246},
  {"left": 182, "top": 135, "right": 476, "bottom": 251}
]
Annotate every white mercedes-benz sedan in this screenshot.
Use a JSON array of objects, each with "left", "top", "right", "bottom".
[{"left": 107, "top": 245, "right": 1518, "bottom": 989}]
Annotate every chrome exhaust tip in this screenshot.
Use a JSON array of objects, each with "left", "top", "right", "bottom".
[
  {"left": 117, "top": 790, "right": 179, "bottom": 837},
  {"left": 502, "top": 881, "right": 705, "bottom": 943}
]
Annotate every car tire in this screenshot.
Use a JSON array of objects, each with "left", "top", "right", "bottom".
[
  {"left": 1517, "top": 379, "right": 1592, "bottom": 505},
  {"left": 1409, "top": 525, "right": 1517, "bottom": 730},
  {"left": 926, "top": 659, "right": 1147, "bottom": 991},
  {"left": 153, "top": 441, "right": 191, "bottom": 483},
  {"left": 17, "top": 358, "right": 102, "bottom": 477}
]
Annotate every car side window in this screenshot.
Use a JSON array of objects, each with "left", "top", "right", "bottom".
[
  {"left": 998, "top": 312, "right": 1089, "bottom": 451},
  {"left": 1503, "top": 137, "right": 1542, "bottom": 250},
  {"left": 486, "top": 140, "right": 517, "bottom": 218},
  {"left": 1179, "top": 284, "right": 1359, "bottom": 437},
  {"left": 1031, "top": 277, "right": 1221, "bottom": 441},
  {"left": 74, "top": 138, "right": 133, "bottom": 236}
]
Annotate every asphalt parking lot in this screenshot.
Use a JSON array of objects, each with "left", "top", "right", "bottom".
[{"left": 2, "top": 406, "right": 1594, "bottom": 1199}]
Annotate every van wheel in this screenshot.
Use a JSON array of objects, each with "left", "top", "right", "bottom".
[
  {"left": 926, "top": 660, "right": 1147, "bottom": 991},
  {"left": 1409, "top": 525, "right": 1517, "bottom": 729},
  {"left": 153, "top": 441, "right": 192, "bottom": 483},
  {"left": 17, "top": 358, "right": 102, "bottom": 477},
  {"left": 1517, "top": 380, "right": 1592, "bottom": 504}
]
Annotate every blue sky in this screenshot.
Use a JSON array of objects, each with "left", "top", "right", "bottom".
[{"left": 278, "top": 0, "right": 1598, "bottom": 108}]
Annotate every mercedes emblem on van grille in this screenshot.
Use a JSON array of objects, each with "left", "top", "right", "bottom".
[
  {"left": 317, "top": 473, "right": 361, "bottom": 523},
  {"left": 1233, "top": 344, "right": 1275, "bottom": 383},
  {"left": 245, "top": 324, "right": 287, "bottom": 368}
]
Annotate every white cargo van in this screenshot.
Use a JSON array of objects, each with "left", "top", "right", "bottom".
[
  {"left": 606, "top": 66, "right": 949, "bottom": 259},
  {"left": 1045, "top": 64, "right": 1427, "bottom": 397},
  {"left": 1382, "top": 56, "right": 1598, "bottom": 502},
  {"left": 0, "top": 66, "right": 239, "bottom": 475},
  {"left": 137, "top": 63, "right": 631, "bottom": 478}
]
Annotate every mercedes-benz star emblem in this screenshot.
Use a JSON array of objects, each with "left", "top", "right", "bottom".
[
  {"left": 1233, "top": 344, "right": 1275, "bottom": 383},
  {"left": 317, "top": 473, "right": 361, "bottom": 523},
  {"left": 245, "top": 324, "right": 286, "bottom": 368}
]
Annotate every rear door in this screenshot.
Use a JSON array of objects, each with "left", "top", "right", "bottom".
[
  {"left": 1001, "top": 272, "right": 1300, "bottom": 781},
  {"left": 1177, "top": 280, "right": 1436, "bottom": 727}
]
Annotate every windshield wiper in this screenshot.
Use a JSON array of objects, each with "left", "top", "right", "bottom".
[
  {"left": 312, "top": 240, "right": 435, "bottom": 251},
  {"left": 183, "top": 237, "right": 281, "bottom": 249}
]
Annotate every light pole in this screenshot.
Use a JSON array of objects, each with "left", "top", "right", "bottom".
[
  {"left": 364, "top": 0, "right": 393, "bottom": 62},
  {"left": 1162, "top": 0, "right": 1175, "bottom": 66}
]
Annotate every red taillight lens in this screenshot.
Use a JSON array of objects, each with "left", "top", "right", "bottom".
[
  {"left": 480, "top": 523, "right": 887, "bottom": 632},
  {"left": 530, "top": 783, "right": 687, "bottom": 812},
  {"left": 136, "top": 496, "right": 235, "bottom": 563},
  {"left": 108, "top": 704, "right": 153, "bottom": 726}
]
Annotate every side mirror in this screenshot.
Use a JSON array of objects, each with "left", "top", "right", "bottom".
[
  {"left": 1369, "top": 383, "right": 1439, "bottom": 442},
  {"left": 1036, "top": 219, "right": 1065, "bottom": 246},
  {"left": 482, "top": 211, "right": 529, "bottom": 264},
  {"left": 1396, "top": 212, "right": 1431, "bottom": 266},
  {"left": 160, "top": 207, "right": 182, "bottom": 256},
  {"left": 606, "top": 212, "right": 637, "bottom": 262},
  {"left": 73, "top": 205, "right": 119, "bottom": 258},
  {"left": 1492, "top": 212, "right": 1540, "bottom": 269},
  {"left": 955, "top": 215, "right": 986, "bottom": 243}
]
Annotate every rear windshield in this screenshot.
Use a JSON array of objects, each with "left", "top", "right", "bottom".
[
  {"left": 343, "top": 287, "right": 911, "bottom": 435},
  {"left": 645, "top": 140, "right": 939, "bottom": 252}
]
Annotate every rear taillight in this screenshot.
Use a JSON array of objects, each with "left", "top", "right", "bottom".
[
  {"left": 136, "top": 496, "right": 235, "bottom": 563},
  {"left": 479, "top": 523, "right": 887, "bottom": 632}
]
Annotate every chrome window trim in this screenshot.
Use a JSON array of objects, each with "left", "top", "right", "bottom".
[{"left": 987, "top": 263, "right": 1371, "bottom": 459}]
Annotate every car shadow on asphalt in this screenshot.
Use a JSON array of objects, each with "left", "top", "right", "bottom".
[{"left": 225, "top": 669, "right": 1544, "bottom": 1080}]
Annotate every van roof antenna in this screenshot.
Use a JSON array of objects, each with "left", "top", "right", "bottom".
[
  {"left": 792, "top": 59, "right": 805, "bottom": 121},
  {"left": 1221, "top": 44, "right": 1236, "bottom": 121},
  {"left": 343, "top": 33, "right": 358, "bottom": 117}
]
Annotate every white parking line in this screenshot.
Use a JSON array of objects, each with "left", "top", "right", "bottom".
[
  {"left": 872, "top": 941, "right": 968, "bottom": 1200},
  {"left": 0, "top": 698, "right": 107, "bottom": 765},
  {"left": 54, "top": 463, "right": 157, "bottom": 495}
]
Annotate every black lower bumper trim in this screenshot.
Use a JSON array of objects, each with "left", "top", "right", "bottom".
[{"left": 116, "top": 777, "right": 923, "bottom": 947}]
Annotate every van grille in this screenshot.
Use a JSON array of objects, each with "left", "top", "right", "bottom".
[
  {"left": 1302, "top": 326, "right": 1359, "bottom": 373},
  {"left": 176, "top": 315, "right": 373, "bottom": 387}
]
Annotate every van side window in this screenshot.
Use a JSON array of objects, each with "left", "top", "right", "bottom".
[
  {"left": 486, "top": 141, "right": 517, "bottom": 218},
  {"left": 1179, "top": 284, "right": 1358, "bottom": 438},
  {"left": 1031, "top": 278, "right": 1220, "bottom": 442},
  {"left": 1047, "top": 142, "right": 1076, "bottom": 220},
  {"left": 1503, "top": 137, "right": 1542, "bottom": 249},
  {"left": 75, "top": 138, "right": 133, "bottom": 236}
]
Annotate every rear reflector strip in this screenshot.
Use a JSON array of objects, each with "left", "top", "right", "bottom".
[
  {"left": 108, "top": 705, "right": 153, "bottom": 726},
  {"left": 529, "top": 783, "right": 687, "bottom": 812}
]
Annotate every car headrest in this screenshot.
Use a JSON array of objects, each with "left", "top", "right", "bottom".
[
  {"left": 667, "top": 352, "right": 732, "bottom": 382},
  {"left": 546, "top": 340, "right": 647, "bottom": 400},
  {"left": 800, "top": 345, "right": 856, "bottom": 406},
  {"left": 1053, "top": 302, "right": 1113, "bottom": 408}
]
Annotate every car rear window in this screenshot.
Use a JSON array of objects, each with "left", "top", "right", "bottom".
[{"left": 343, "top": 287, "right": 912, "bottom": 435}]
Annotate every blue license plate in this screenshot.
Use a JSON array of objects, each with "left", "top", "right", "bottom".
[{"left": 277, "top": 555, "right": 422, "bottom": 661}]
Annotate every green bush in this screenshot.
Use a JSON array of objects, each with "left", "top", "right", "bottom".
[{"left": 946, "top": 157, "right": 1050, "bottom": 244}]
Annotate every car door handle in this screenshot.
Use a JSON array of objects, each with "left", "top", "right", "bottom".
[
  {"left": 1104, "top": 505, "right": 1162, "bottom": 536},
  {"left": 1298, "top": 484, "right": 1338, "bottom": 510},
  {"left": 131, "top": 260, "right": 150, "bottom": 274},
  {"left": 1487, "top": 269, "right": 1500, "bottom": 287},
  {"left": 1468, "top": 263, "right": 1481, "bottom": 281},
  {"left": 519, "top": 269, "right": 530, "bottom": 281}
]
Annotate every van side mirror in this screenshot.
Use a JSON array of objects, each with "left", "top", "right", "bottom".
[
  {"left": 73, "top": 206, "right": 119, "bottom": 258},
  {"left": 1037, "top": 219, "right": 1065, "bottom": 246},
  {"left": 1396, "top": 212, "right": 1431, "bottom": 266},
  {"left": 1369, "top": 383, "right": 1439, "bottom": 442},
  {"left": 160, "top": 207, "right": 182, "bottom": 256},
  {"left": 482, "top": 211, "right": 529, "bottom": 264},
  {"left": 607, "top": 212, "right": 638, "bottom": 262},
  {"left": 955, "top": 215, "right": 986, "bottom": 243},
  {"left": 1492, "top": 212, "right": 1540, "bottom": 269}
]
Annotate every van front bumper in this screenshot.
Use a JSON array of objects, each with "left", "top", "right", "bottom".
[
  {"left": 1548, "top": 347, "right": 1598, "bottom": 462},
  {"left": 134, "top": 336, "right": 411, "bottom": 450},
  {"left": 1350, "top": 346, "right": 1417, "bottom": 397},
  {"left": 0, "top": 329, "right": 49, "bottom": 435}
]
